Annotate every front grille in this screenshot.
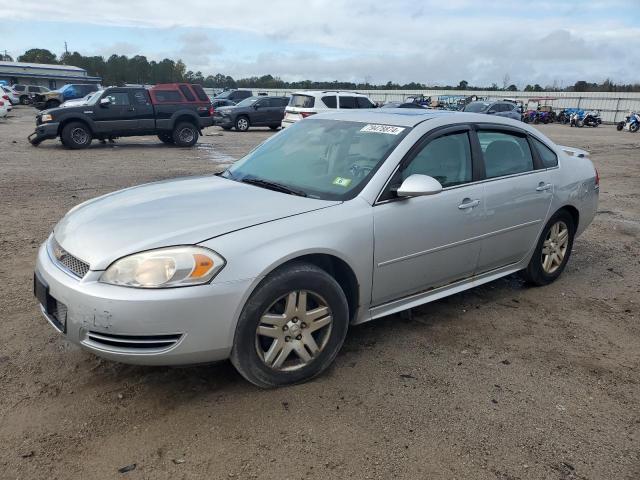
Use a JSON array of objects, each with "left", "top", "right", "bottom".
[
  {"left": 50, "top": 238, "right": 90, "bottom": 278},
  {"left": 84, "top": 331, "right": 183, "bottom": 352}
]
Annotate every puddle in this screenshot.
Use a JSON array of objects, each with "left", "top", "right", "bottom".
[{"left": 196, "top": 143, "right": 237, "bottom": 165}]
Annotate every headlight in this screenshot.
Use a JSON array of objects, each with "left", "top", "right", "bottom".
[
  {"left": 100, "top": 246, "right": 225, "bottom": 288},
  {"left": 41, "top": 114, "right": 53, "bottom": 122}
]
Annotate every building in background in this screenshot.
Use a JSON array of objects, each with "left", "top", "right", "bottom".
[{"left": 0, "top": 61, "right": 101, "bottom": 89}]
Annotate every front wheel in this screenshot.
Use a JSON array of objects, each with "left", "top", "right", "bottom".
[
  {"left": 20, "top": 95, "right": 29, "bottom": 105},
  {"left": 235, "top": 116, "right": 250, "bottom": 132},
  {"left": 172, "top": 122, "right": 198, "bottom": 147},
  {"left": 630, "top": 123, "right": 639, "bottom": 133},
  {"left": 61, "top": 122, "right": 92, "bottom": 149},
  {"left": 616, "top": 122, "right": 624, "bottom": 131},
  {"left": 230, "top": 262, "right": 349, "bottom": 388},
  {"left": 521, "top": 211, "right": 575, "bottom": 286}
]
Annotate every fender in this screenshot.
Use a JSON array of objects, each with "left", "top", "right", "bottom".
[
  {"left": 156, "top": 108, "right": 201, "bottom": 131},
  {"left": 55, "top": 111, "right": 98, "bottom": 134}
]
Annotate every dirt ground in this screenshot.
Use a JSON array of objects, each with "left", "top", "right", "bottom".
[{"left": 0, "top": 106, "right": 638, "bottom": 480}]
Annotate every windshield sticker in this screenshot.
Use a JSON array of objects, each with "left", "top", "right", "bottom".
[
  {"left": 360, "top": 124, "right": 406, "bottom": 135},
  {"left": 332, "top": 177, "right": 352, "bottom": 187}
]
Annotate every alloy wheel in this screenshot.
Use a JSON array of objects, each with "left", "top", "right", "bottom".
[
  {"left": 255, "top": 290, "right": 333, "bottom": 371},
  {"left": 71, "top": 127, "right": 88, "bottom": 145},
  {"left": 541, "top": 220, "right": 569, "bottom": 274},
  {"left": 178, "top": 127, "right": 195, "bottom": 143}
]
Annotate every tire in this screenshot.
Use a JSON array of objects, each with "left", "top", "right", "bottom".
[
  {"left": 630, "top": 123, "right": 639, "bottom": 133},
  {"left": 20, "top": 95, "right": 29, "bottom": 105},
  {"left": 45, "top": 100, "right": 60, "bottom": 109},
  {"left": 61, "top": 121, "right": 92, "bottom": 149},
  {"left": 230, "top": 262, "right": 349, "bottom": 388},
  {"left": 269, "top": 125, "right": 280, "bottom": 130},
  {"left": 157, "top": 133, "right": 174, "bottom": 144},
  {"left": 235, "top": 116, "right": 250, "bottom": 132},
  {"left": 521, "top": 210, "right": 575, "bottom": 286},
  {"left": 616, "top": 122, "right": 624, "bottom": 131},
  {"left": 172, "top": 122, "right": 198, "bottom": 147},
  {"left": 577, "top": 119, "right": 584, "bottom": 128}
]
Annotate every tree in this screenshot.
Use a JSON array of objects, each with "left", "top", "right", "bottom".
[
  {"left": 506, "top": 84, "right": 518, "bottom": 91},
  {"left": 0, "top": 52, "right": 13, "bottom": 61},
  {"left": 18, "top": 48, "right": 58, "bottom": 64},
  {"left": 457, "top": 80, "right": 469, "bottom": 90},
  {"left": 573, "top": 81, "right": 588, "bottom": 92}
]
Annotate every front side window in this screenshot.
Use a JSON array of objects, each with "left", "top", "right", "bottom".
[
  {"left": 339, "top": 96, "right": 357, "bottom": 109},
  {"left": 531, "top": 137, "right": 558, "bottom": 168},
  {"left": 478, "top": 130, "right": 534, "bottom": 178},
  {"left": 402, "top": 132, "right": 473, "bottom": 188},
  {"left": 104, "top": 92, "right": 130, "bottom": 106},
  {"left": 225, "top": 119, "right": 410, "bottom": 200}
]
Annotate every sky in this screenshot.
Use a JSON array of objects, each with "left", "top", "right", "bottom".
[{"left": 1, "top": 0, "right": 639, "bottom": 87}]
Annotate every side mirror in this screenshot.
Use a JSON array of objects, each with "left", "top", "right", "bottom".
[
  {"left": 397, "top": 174, "right": 443, "bottom": 198},
  {"left": 99, "top": 97, "right": 111, "bottom": 107},
  {"left": 253, "top": 104, "right": 260, "bottom": 109}
]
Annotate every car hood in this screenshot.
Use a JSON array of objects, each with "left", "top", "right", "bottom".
[
  {"left": 54, "top": 175, "right": 339, "bottom": 270},
  {"left": 216, "top": 106, "right": 238, "bottom": 113}
]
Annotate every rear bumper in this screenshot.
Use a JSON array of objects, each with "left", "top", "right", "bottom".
[
  {"left": 199, "top": 116, "right": 214, "bottom": 129},
  {"left": 281, "top": 119, "right": 297, "bottom": 128},
  {"left": 29, "top": 122, "right": 59, "bottom": 145}
]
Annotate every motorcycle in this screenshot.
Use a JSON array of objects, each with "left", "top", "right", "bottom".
[
  {"left": 582, "top": 110, "right": 602, "bottom": 127},
  {"left": 617, "top": 112, "right": 640, "bottom": 132}
]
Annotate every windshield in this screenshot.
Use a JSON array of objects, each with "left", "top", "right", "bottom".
[
  {"left": 464, "top": 102, "right": 490, "bottom": 113},
  {"left": 235, "top": 96, "right": 259, "bottom": 107},
  {"left": 224, "top": 119, "right": 410, "bottom": 200},
  {"left": 86, "top": 90, "right": 105, "bottom": 105}
]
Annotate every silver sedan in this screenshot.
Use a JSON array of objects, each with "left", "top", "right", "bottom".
[{"left": 34, "top": 109, "right": 599, "bottom": 387}]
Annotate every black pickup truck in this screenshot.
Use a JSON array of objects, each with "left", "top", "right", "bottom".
[{"left": 28, "top": 83, "right": 214, "bottom": 148}]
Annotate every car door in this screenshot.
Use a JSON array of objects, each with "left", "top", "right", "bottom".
[
  {"left": 131, "top": 89, "right": 155, "bottom": 131},
  {"left": 91, "top": 90, "right": 138, "bottom": 135},
  {"left": 372, "top": 127, "right": 485, "bottom": 305},
  {"left": 250, "top": 98, "right": 269, "bottom": 125},
  {"left": 473, "top": 127, "right": 554, "bottom": 273}
]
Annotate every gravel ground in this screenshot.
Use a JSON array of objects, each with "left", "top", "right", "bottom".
[{"left": 0, "top": 106, "right": 638, "bottom": 480}]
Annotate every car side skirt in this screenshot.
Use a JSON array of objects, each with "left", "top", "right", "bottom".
[{"left": 366, "top": 262, "right": 523, "bottom": 322}]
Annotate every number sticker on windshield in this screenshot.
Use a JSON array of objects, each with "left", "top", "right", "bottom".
[
  {"left": 332, "top": 177, "right": 352, "bottom": 187},
  {"left": 360, "top": 124, "right": 406, "bottom": 135}
]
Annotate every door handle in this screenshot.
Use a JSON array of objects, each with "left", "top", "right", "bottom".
[
  {"left": 458, "top": 198, "right": 480, "bottom": 210},
  {"left": 127, "top": 107, "right": 135, "bottom": 112},
  {"left": 536, "top": 182, "right": 552, "bottom": 192}
]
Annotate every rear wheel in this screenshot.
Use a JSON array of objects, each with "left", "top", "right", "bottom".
[
  {"left": 172, "top": 122, "right": 198, "bottom": 147},
  {"left": 235, "top": 116, "right": 250, "bottom": 132},
  {"left": 157, "top": 132, "right": 174, "bottom": 144},
  {"left": 616, "top": 122, "right": 624, "bottom": 131},
  {"left": 61, "top": 122, "right": 92, "bottom": 149},
  {"left": 230, "top": 262, "right": 349, "bottom": 388},
  {"left": 20, "top": 95, "right": 29, "bottom": 105},
  {"left": 630, "top": 123, "right": 639, "bottom": 133},
  {"left": 269, "top": 125, "right": 280, "bottom": 130},
  {"left": 521, "top": 210, "right": 575, "bottom": 286}
]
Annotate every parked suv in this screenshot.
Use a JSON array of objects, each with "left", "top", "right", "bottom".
[
  {"left": 463, "top": 100, "right": 521, "bottom": 121},
  {"left": 281, "top": 91, "right": 376, "bottom": 128},
  {"left": 32, "top": 84, "right": 100, "bottom": 110},
  {"left": 11, "top": 85, "right": 50, "bottom": 104},
  {"left": 214, "top": 89, "right": 253, "bottom": 103},
  {"left": 214, "top": 96, "right": 289, "bottom": 131}
]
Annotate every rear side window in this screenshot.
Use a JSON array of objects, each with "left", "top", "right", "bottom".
[
  {"left": 179, "top": 85, "right": 196, "bottom": 101},
  {"left": 154, "top": 90, "right": 183, "bottom": 102},
  {"left": 133, "top": 90, "right": 150, "bottom": 105},
  {"left": 321, "top": 96, "right": 337, "bottom": 108},
  {"left": 531, "top": 137, "right": 558, "bottom": 168},
  {"left": 290, "top": 95, "right": 315, "bottom": 108},
  {"left": 356, "top": 97, "right": 374, "bottom": 108},
  {"left": 478, "top": 131, "right": 534, "bottom": 178},
  {"left": 13, "top": 85, "right": 25, "bottom": 92},
  {"left": 191, "top": 84, "right": 210, "bottom": 102},
  {"left": 339, "top": 96, "right": 356, "bottom": 109}
]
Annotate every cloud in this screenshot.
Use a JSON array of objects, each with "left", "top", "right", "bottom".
[{"left": 1, "top": 0, "right": 638, "bottom": 85}]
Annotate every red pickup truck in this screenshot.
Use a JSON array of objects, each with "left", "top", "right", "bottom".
[{"left": 29, "top": 83, "right": 214, "bottom": 148}]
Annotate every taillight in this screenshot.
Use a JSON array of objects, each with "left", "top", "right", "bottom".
[
  {"left": 209, "top": 105, "right": 214, "bottom": 115},
  {"left": 0, "top": 101, "right": 4, "bottom": 106},
  {"left": 594, "top": 167, "right": 599, "bottom": 187},
  {"left": 300, "top": 112, "right": 316, "bottom": 118},
  {"left": 2, "top": 95, "right": 8, "bottom": 101}
]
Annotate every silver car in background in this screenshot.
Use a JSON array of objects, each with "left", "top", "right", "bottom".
[{"left": 34, "top": 109, "right": 599, "bottom": 387}]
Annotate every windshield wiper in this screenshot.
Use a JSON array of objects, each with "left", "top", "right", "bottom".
[{"left": 240, "top": 177, "right": 308, "bottom": 197}]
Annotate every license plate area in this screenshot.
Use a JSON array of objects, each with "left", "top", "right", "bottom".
[{"left": 34, "top": 271, "right": 67, "bottom": 333}]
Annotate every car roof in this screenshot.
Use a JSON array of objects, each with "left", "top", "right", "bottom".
[{"left": 292, "top": 90, "right": 370, "bottom": 97}]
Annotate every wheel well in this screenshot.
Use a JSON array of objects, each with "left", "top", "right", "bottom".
[
  {"left": 236, "top": 114, "right": 249, "bottom": 124},
  {"left": 277, "top": 254, "right": 359, "bottom": 322},
  {"left": 174, "top": 115, "right": 198, "bottom": 129},
  {"left": 58, "top": 118, "right": 92, "bottom": 136},
  {"left": 558, "top": 205, "right": 579, "bottom": 230}
]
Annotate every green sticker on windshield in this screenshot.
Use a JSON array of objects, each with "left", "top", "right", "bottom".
[{"left": 332, "top": 177, "right": 352, "bottom": 187}]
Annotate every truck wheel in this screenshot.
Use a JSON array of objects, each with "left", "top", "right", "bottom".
[
  {"left": 172, "top": 122, "right": 198, "bottom": 147},
  {"left": 45, "top": 100, "right": 60, "bottom": 109},
  {"left": 158, "top": 133, "right": 174, "bottom": 144},
  {"left": 61, "top": 122, "right": 92, "bottom": 149},
  {"left": 235, "top": 116, "right": 250, "bottom": 132},
  {"left": 269, "top": 125, "right": 280, "bottom": 130},
  {"left": 20, "top": 95, "right": 29, "bottom": 105}
]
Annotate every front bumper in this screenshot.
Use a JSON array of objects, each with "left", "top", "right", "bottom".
[
  {"left": 28, "top": 122, "right": 59, "bottom": 146},
  {"left": 213, "top": 115, "right": 233, "bottom": 127},
  {"left": 34, "top": 241, "right": 252, "bottom": 366}
]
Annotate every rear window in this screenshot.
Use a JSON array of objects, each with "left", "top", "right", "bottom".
[
  {"left": 191, "top": 84, "right": 210, "bottom": 102},
  {"left": 154, "top": 90, "right": 184, "bottom": 102},
  {"left": 290, "top": 95, "right": 315, "bottom": 108},
  {"left": 179, "top": 85, "right": 196, "bottom": 101},
  {"left": 321, "top": 96, "right": 337, "bottom": 108},
  {"left": 339, "top": 96, "right": 357, "bottom": 109}
]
